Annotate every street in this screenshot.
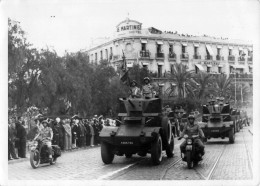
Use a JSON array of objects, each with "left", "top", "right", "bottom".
[{"left": 8, "top": 125, "right": 253, "bottom": 180}]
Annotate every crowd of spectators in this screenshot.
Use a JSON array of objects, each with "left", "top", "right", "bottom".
[
  {"left": 163, "top": 30, "right": 229, "bottom": 40},
  {"left": 8, "top": 114, "right": 117, "bottom": 161}
]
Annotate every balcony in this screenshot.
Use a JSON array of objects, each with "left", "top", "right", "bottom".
[
  {"left": 168, "top": 53, "right": 176, "bottom": 61},
  {"left": 156, "top": 52, "right": 164, "bottom": 59},
  {"left": 248, "top": 56, "right": 253, "bottom": 64},
  {"left": 228, "top": 55, "right": 235, "bottom": 63},
  {"left": 205, "top": 55, "right": 213, "bottom": 60},
  {"left": 193, "top": 54, "right": 201, "bottom": 59},
  {"left": 229, "top": 73, "right": 253, "bottom": 82},
  {"left": 216, "top": 55, "right": 223, "bottom": 61},
  {"left": 139, "top": 50, "right": 150, "bottom": 58},
  {"left": 180, "top": 53, "right": 189, "bottom": 61},
  {"left": 238, "top": 57, "right": 245, "bottom": 65}
]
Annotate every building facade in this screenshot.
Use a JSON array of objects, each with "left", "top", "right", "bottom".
[{"left": 86, "top": 18, "right": 253, "bottom": 101}]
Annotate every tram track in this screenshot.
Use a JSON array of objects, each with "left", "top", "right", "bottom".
[{"left": 194, "top": 144, "right": 227, "bottom": 180}]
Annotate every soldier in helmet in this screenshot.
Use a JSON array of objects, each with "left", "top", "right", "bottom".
[
  {"left": 129, "top": 80, "right": 141, "bottom": 98},
  {"left": 179, "top": 114, "right": 205, "bottom": 159},
  {"left": 142, "top": 77, "right": 154, "bottom": 98}
]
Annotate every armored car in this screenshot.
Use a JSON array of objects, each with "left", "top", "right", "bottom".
[{"left": 99, "top": 97, "right": 174, "bottom": 165}]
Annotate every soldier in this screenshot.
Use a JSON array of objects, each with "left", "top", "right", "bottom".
[
  {"left": 129, "top": 80, "right": 141, "bottom": 98},
  {"left": 52, "top": 120, "right": 60, "bottom": 146},
  {"left": 179, "top": 114, "right": 205, "bottom": 159},
  {"left": 142, "top": 77, "right": 154, "bottom": 98},
  {"left": 38, "top": 119, "right": 53, "bottom": 159}
]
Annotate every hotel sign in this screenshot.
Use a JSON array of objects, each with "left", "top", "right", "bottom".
[
  {"left": 116, "top": 19, "right": 142, "bottom": 34},
  {"left": 198, "top": 61, "right": 220, "bottom": 66}
]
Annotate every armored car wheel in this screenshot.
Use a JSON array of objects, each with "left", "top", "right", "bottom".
[
  {"left": 30, "top": 150, "right": 40, "bottom": 169},
  {"left": 161, "top": 117, "right": 171, "bottom": 145},
  {"left": 151, "top": 135, "right": 163, "bottom": 165},
  {"left": 166, "top": 133, "right": 174, "bottom": 158},
  {"left": 229, "top": 127, "right": 235, "bottom": 144},
  {"left": 101, "top": 142, "right": 114, "bottom": 164}
]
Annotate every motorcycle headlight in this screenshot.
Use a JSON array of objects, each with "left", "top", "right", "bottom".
[{"left": 187, "top": 139, "right": 192, "bottom": 144}]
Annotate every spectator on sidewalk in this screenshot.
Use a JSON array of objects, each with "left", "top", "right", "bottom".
[
  {"left": 63, "top": 119, "right": 72, "bottom": 150},
  {"left": 8, "top": 118, "right": 19, "bottom": 160},
  {"left": 71, "top": 119, "right": 79, "bottom": 149},
  {"left": 56, "top": 117, "right": 65, "bottom": 150},
  {"left": 84, "top": 119, "right": 91, "bottom": 146},
  {"left": 16, "top": 116, "right": 27, "bottom": 158},
  {"left": 52, "top": 120, "right": 60, "bottom": 146},
  {"left": 79, "top": 119, "right": 87, "bottom": 147},
  {"left": 89, "top": 120, "right": 95, "bottom": 147}
]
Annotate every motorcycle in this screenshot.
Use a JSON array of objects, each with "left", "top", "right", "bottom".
[
  {"left": 178, "top": 134, "right": 204, "bottom": 169},
  {"left": 29, "top": 134, "right": 61, "bottom": 169}
]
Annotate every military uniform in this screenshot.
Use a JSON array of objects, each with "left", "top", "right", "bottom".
[
  {"left": 130, "top": 86, "right": 141, "bottom": 98},
  {"left": 142, "top": 83, "right": 153, "bottom": 98},
  {"left": 180, "top": 123, "right": 205, "bottom": 154}
]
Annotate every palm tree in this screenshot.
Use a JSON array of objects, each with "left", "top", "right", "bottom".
[
  {"left": 214, "top": 74, "right": 233, "bottom": 99},
  {"left": 166, "top": 63, "right": 194, "bottom": 99},
  {"left": 189, "top": 71, "right": 214, "bottom": 100}
]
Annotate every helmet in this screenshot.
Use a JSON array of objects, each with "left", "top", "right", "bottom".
[
  {"left": 188, "top": 114, "right": 195, "bottom": 120},
  {"left": 130, "top": 80, "right": 137, "bottom": 87},
  {"left": 144, "top": 77, "right": 150, "bottom": 83}
]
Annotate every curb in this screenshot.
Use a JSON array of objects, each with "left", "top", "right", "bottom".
[{"left": 8, "top": 145, "right": 100, "bottom": 165}]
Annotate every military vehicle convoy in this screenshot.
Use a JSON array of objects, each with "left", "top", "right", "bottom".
[
  {"left": 99, "top": 97, "right": 174, "bottom": 165},
  {"left": 198, "top": 101, "right": 235, "bottom": 143}
]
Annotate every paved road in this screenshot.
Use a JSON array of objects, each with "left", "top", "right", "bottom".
[{"left": 8, "top": 125, "right": 253, "bottom": 181}]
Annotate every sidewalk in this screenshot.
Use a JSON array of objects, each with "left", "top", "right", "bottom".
[{"left": 8, "top": 144, "right": 100, "bottom": 164}]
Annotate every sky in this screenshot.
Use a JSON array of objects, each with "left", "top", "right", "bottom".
[{"left": 3, "top": 0, "right": 260, "bottom": 56}]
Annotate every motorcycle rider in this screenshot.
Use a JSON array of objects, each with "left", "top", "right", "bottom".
[
  {"left": 142, "top": 77, "right": 153, "bottom": 98},
  {"left": 129, "top": 80, "right": 141, "bottom": 98},
  {"left": 37, "top": 119, "right": 53, "bottom": 159},
  {"left": 179, "top": 114, "right": 205, "bottom": 159}
]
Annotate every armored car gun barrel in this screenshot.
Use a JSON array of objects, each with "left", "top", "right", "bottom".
[
  {"left": 99, "top": 97, "right": 174, "bottom": 165},
  {"left": 198, "top": 102, "right": 235, "bottom": 143}
]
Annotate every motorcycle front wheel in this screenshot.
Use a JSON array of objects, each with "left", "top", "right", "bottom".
[
  {"left": 30, "top": 150, "right": 40, "bottom": 169},
  {"left": 186, "top": 151, "right": 193, "bottom": 169}
]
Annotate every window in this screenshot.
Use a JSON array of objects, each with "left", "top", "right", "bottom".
[
  {"left": 170, "top": 64, "right": 173, "bottom": 74},
  {"left": 169, "top": 44, "right": 173, "bottom": 53},
  {"left": 229, "top": 49, "right": 232, "bottom": 56},
  {"left": 230, "top": 66, "right": 233, "bottom": 73},
  {"left": 249, "top": 67, "right": 252, "bottom": 73},
  {"left": 110, "top": 47, "right": 113, "bottom": 55},
  {"left": 194, "top": 47, "right": 198, "bottom": 55},
  {"left": 157, "top": 44, "right": 162, "bottom": 53},
  {"left": 207, "top": 66, "right": 211, "bottom": 73},
  {"left": 100, "top": 50, "right": 103, "bottom": 60},
  {"left": 158, "top": 65, "right": 162, "bottom": 77},
  {"left": 141, "top": 43, "right": 146, "bottom": 51},
  {"left": 217, "top": 48, "right": 221, "bottom": 55},
  {"left": 218, "top": 67, "right": 222, "bottom": 73},
  {"left": 239, "top": 50, "right": 242, "bottom": 56},
  {"left": 105, "top": 49, "right": 108, "bottom": 59},
  {"left": 182, "top": 45, "right": 186, "bottom": 53},
  {"left": 248, "top": 50, "right": 252, "bottom": 56},
  {"left": 95, "top": 53, "right": 97, "bottom": 61}
]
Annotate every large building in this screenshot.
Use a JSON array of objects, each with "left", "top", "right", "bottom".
[{"left": 86, "top": 17, "right": 253, "bottom": 100}]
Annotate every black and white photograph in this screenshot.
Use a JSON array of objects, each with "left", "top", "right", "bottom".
[{"left": 0, "top": 0, "right": 259, "bottom": 186}]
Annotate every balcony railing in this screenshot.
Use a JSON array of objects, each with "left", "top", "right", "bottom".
[
  {"left": 156, "top": 52, "right": 164, "bottom": 59},
  {"left": 193, "top": 54, "right": 201, "bottom": 59},
  {"left": 228, "top": 55, "right": 235, "bottom": 62},
  {"left": 238, "top": 57, "right": 245, "bottom": 62},
  {"left": 139, "top": 50, "right": 150, "bottom": 58},
  {"left": 216, "top": 55, "right": 223, "bottom": 61},
  {"left": 180, "top": 53, "right": 189, "bottom": 60},
  {"left": 205, "top": 55, "right": 213, "bottom": 60},
  {"left": 230, "top": 73, "right": 253, "bottom": 79},
  {"left": 168, "top": 53, "right": 176, "bottom": 60}
]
